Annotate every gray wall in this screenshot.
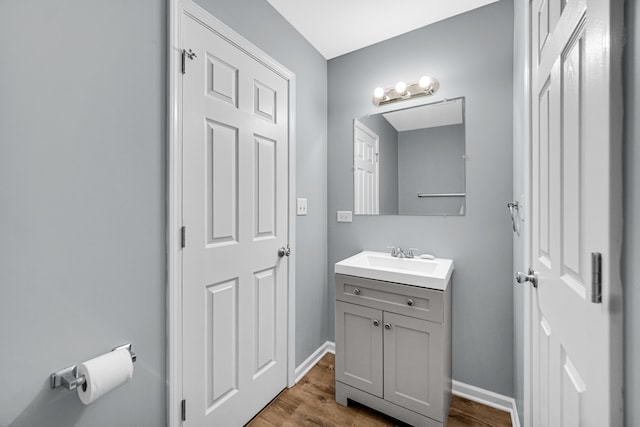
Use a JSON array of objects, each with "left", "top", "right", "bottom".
[
  {"left": 0, "top": 1, "right": 166, "bottom": 426},
  {"left": 328, "top": 0, "right": 515, "bottom": 397},
  {"left": 358, "top": 114, "right": 399, "bottom": 214},
  {"left": 512, "top": 0, "right": 526, "bottom": 424},
  {"left": 185, "top": 0, "right": 330, "bottom": 367},
  {"left": 398, "top": 124, "right": 466, "bottom": 215},
  {"left": 625, "top": 1, "right": 639, "bottom": 425}
]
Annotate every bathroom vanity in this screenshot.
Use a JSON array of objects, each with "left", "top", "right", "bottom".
[{"left": 334, "top": 251, "right": 453, "bottom": 427}]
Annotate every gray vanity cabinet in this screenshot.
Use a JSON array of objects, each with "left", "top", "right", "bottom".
[
  {"left": 335, "top": 274, "right": 452, "bottom": 427},
  {"left": 335, "top": 301, "right": 384, "bottom": 396}
]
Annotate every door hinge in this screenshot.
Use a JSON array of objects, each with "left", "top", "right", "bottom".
[
  {"left": 181, "top": 399, "right": 186, "bottom": 421},
  {"left": 591, "top": 252, "right": 602, "bottom": 303},
  {"left": 181, "top": 226, "right": 186, "bottom": 249},
  {"left": 181, "top": 49, "right": 197, "bottom": 74}
]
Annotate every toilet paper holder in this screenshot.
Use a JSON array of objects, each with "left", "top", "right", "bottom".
[{"left": 50, "top": 343, "right": 137, "bottom": 391}]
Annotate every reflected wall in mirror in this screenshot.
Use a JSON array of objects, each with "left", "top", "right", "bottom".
[{"left": 353, "top": 97, "right": 466, "bottom": 216}]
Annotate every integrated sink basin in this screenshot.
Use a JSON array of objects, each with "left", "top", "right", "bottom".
[{"left": 335, "top": 251, "right": 454, "bottom": 290}]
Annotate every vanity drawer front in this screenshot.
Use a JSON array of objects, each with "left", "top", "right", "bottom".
[{"left": 335, "top": 274, "right": 444, "bottom": 323}]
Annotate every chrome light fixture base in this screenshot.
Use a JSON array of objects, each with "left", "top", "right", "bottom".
[{"left": 372, "top": 77, "right": 439, "bottom": 106}]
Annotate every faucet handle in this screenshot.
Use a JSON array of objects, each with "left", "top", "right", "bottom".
[
  {"left": 386, "top": 246, "right": 399, "bottom": 257},
  {"left": 407, "top": 248, "right": 419, "bottom": 258}
]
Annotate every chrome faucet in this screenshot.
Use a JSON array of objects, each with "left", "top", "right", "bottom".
[{"left": 387, "top": 246, "right": 418, "bottom": 258}]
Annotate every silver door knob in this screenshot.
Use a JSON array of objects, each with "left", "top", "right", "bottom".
[
  {"left": 384, "top": 323, "right": 391, "bottom": 330},
  {"left": 515, "top": 267, "right": 538, "bottom": 288},
  {"left": 353, "top": 288, "right": 361, "bottom": 295},
  {"left": 373, "top": 319, "right": 380, "bottom": 326},
  {"left": 406, "top": 299, "right": 415, "bottom": 306},
  {"left": 278, "top": 245, "right": 291, "bottom": 257}
]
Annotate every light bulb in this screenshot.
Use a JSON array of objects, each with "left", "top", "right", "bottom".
[
  {"left": 419, "top": 76, "right": 432, "bottom": 89},
  {"left": 374, "top": 87, "right": 385, "bottom": 99},
  {"left": 395, "top": 81, "right": 407, "bottom": 94}
]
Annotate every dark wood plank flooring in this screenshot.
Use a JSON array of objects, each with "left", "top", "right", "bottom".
[{"left": 247, "top": 353, "right": 512, "bottom": 427}]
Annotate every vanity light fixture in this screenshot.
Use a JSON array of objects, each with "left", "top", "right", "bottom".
[{"left": 373, "top": 75, "right": 439, "bottom": 106}]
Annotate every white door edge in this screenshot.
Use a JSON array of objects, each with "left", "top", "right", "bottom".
[
  {"left": 519, "top": 3, "right": 532, "bottom": 426},
  {"left": 167, "top": 1, "right": 297, "bottom": 426}
]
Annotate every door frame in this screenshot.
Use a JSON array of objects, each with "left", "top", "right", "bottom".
[
  {"left": 520, "top": 0, "right": 624, "bottom": 425},
  {"left": 167, "top": 2, "right": 297, "bottom": 426}
]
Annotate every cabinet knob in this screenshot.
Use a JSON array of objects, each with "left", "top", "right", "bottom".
[
  {"left": 384, "top": 323, "right": 391, "bottom": 330},
  {"left": 407, "top": 298, "right": 415, "bottom": 307},
  {"left": 373, "top": 319, "right": 380, "bottom": 326},
  {"left": 353, "top": 288, "right": 361, "bottom": 295}
]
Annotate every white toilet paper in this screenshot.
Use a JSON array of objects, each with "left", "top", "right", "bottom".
[{"left": 76, "top": 348, "right": 134, "bottom": 405}]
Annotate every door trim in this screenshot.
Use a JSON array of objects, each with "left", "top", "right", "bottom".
[{"left": 167, "top": 2, "right": 297, "bottom": 426}]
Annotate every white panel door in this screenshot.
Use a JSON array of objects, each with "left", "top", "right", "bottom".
[
  {"left": 354, "top": 119, "right": 379, "bottom": 215},
  {"left": 182, "top": 13, "right": 289, "bottom": 427},
  {"left": 528, "top": 0, "right": 622, "bottom": 424}
]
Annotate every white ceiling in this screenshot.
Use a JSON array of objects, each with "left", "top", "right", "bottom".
[
  {"left": 383, "top": 98, "right": 463, "bottom": 132},
  {"left": 266, "top": 0, "right": 500, "bottom": 59}
]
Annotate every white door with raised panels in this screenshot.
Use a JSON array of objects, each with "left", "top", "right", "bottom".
[
  {"left": 354, "top": 119, "right": 379, "bottom": 215},
  {"left": 527, "top": 0, "right": 622, "bottom": 424},
  {"left": 181, "top": 12, "right": 290, "bottom": 426}
]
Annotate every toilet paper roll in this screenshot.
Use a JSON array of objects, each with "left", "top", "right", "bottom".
[{"left": 77, "top": 348, "right": 134, "bottom": 405}]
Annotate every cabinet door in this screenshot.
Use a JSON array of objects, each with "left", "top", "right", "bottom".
[
  {"left": 383, "top": 312, "right": 443, "bottom": 420},
  {"left": 335, "top": 301, "right": 383, "bottom": 397}
]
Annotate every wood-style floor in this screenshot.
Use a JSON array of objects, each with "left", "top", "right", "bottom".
[{"left": 247, "top": 353, "right": 512, "bottom": 427}]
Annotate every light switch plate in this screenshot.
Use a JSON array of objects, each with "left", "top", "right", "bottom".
[
  {"left": 337, "top": 210, "right": 352, "bottom": 223},
  {"left": 297, "top": 198, "right": 308, "bottom": 215}
]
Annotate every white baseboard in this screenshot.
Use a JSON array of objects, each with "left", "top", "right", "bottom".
[
  {"left": 294, "top": 341, "right": 335, "bottom": 384},
  {"left": 452, "top": 380, "right": 520, "bottom": 427}
]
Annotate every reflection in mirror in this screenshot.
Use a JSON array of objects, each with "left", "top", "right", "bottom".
[{"left": 353, "top": 97, "right": 466, "bottom": 216}]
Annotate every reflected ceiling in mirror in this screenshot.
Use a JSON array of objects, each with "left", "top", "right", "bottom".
[{"left": 354, "top": 97, "right": 466, "bottom": 216}]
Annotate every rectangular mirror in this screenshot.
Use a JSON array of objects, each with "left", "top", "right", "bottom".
[{"left": 353, "top": 97, "right": 466, "bottom": 216}]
